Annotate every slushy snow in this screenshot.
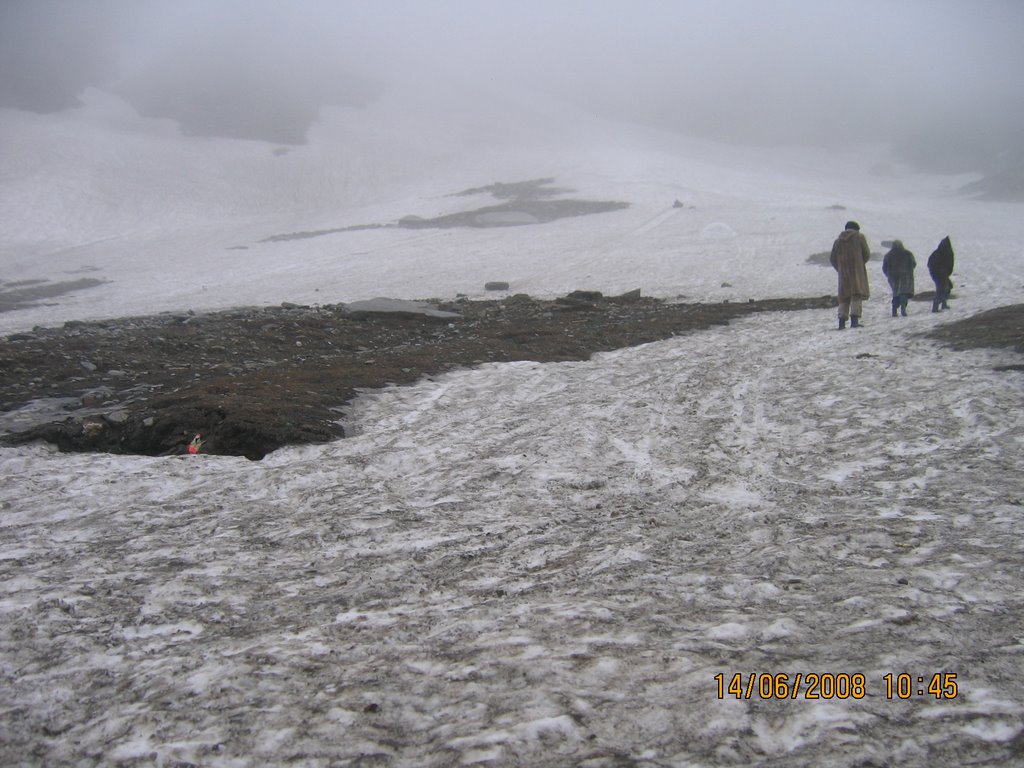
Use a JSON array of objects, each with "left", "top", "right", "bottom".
[{"left": 1, "top": 87, "right": 1023, "bottom": 766}]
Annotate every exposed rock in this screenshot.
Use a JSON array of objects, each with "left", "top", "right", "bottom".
[
  {"left": 484, "top": 282, "right": 510, "bottom": 291},
  {"left": 454, "top": 178, "right": 572, "bottom": 200},
  {"left": 565, "top": 290, "right": 603, "bottom": 301},
  {"left": 104, "top": 410, "right": 130, "bottom": 425},
  {"left": 0, "top": 293, "right": 840, "bottom": 459},
  {"left": 344, "top": 298, "right": 461, "bottom": 319},
  {"left": 473, "top": 211, "right": 539, "bottom": 226},
  {"left": 397, "top": 199, "right": 629, "bottom": 229},
  {"left": 0, "top": 278, "right": 109, "bottom": 314},
  {"left": 80, "top": 388, "right": 113, "bottom": 407}
]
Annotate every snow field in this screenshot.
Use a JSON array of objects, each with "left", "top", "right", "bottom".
[
  {"left": 2, "top": 306, "right": 1023, "bottom": 765},
  {"left": 2, "top": 85, "right": 1024, "bottom": 765},
  {"left": 0, "top": 87, "right": 1008, "bottom": 335}
]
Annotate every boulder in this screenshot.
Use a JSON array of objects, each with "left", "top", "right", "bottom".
[{"left": 344, "top": 298, "right": 460, "bottom": 319}]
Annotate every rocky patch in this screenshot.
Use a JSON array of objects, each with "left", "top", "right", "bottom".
[
  {"left": 1, "top": 292, "right": 835, "bottom": 459},
  {"left": 0, "top": 277, "right": 109, "bottom": 313}
]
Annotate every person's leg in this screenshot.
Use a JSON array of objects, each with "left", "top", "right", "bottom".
[
  {"left": 838, "top": 298, "right": 850, "bottom": 329},
  {"left": 891, "top": 294, "right": 899, "bottom": 317},
  {"left": 850, "top": 298, "right": 863, "bottom": 327}
]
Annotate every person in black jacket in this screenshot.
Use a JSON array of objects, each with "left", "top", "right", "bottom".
[{"left": 927, "top": 236, "right": 955, "bottom": 312}]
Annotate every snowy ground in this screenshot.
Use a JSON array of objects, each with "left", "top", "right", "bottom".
[
  {"left": 1, "top": 87, "right": 1011, "bottom": 335},
  {"left": 2, "top": 89, "right": 1024, "bottom": 766}
]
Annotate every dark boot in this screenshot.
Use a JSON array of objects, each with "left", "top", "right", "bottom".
[
  {"left": 851, "top": 315, "right": 862, "bottom": 328},
  {"left": 900, "top": 297, "right": 909, "bottom": 316},
  {"left": 891, "top": 302, "right": 898, "bottom": 318},
  {"left": 932, "top": 299, "right": 940, "bottom": 313},
  {"left": 838, "top": 317, "right": 847, "bottom": 330}
]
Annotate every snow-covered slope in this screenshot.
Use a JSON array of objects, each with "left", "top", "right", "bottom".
[
  {"left": 2, "top": 88, "right": 1024, "bottom": 766},
  {"left": 3, "top": 87, "right": 1015, "bottom": 335}
]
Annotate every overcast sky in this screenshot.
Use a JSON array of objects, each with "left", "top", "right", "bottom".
[{"left": 2, "top": 0, "right": 1022, "bottom": 166}]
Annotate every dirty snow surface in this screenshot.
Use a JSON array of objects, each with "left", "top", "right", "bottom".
[{"left": 2, "top": 89, "right": 1024, "bottom": 766}]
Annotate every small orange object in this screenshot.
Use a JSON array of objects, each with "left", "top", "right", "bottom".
[{"left": 187, "top": 433, "right": 203, "bottom": 455}]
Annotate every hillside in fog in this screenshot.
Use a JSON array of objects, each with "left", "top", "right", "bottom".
[{"left": 2, "top": 3, "right": 1024, "bottom": 766}]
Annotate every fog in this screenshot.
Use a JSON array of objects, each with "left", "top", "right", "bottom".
[{"left": 2, "top": 0, "right": 1023, "bottom": 171}]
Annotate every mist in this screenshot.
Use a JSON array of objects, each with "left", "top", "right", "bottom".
[{"left": 2, "top": 0, "right": 1022, "bottom": 172}]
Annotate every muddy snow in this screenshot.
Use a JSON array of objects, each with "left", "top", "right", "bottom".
[
  {"left": 3, "top": 308, "right": 1023, "bottom": 766},
  {"left": 2, "top": 87, "right": 1024, "bottom": 766}
]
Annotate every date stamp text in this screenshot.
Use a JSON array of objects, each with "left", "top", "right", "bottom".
[{"left": 714, "top": 672, "right": 958, "bottom": 700}]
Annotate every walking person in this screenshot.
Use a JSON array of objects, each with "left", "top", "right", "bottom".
[
  {"left": 927, "top": 236, "right": 955, "bottom": 312},
  {"left": 830, "top": 221, "right": 871, "bottom": 329},
  {"left": 882, "top": 239, "right": 916, "bottom": 317}
]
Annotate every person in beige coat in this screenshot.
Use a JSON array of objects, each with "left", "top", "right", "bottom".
[{"left": 830, "top": 221, "right": 871, "bottom": 329}]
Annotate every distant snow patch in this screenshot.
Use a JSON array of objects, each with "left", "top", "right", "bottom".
[{"left": 701, "top": 222, "right": 738, "bottom": 239}]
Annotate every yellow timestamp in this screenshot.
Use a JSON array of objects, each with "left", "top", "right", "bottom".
[
  {"left": 714, "top": 672, "right": 959, "bottom": 700},
  {"left": 883, "top": 672, "right": 958, "bottom": 700},
  {"left": 715, "top": 672, "right": 866, "bottom": 700}
]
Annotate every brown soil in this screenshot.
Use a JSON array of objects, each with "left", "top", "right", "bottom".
[
  {"left": 925, "top": 302, "right": 1024, "bottom": 370},
  {"left": 0, "top": 293, "right": 829, "bottom": 459},
  {"left": 2, "top": 293, "right": 1019, "bottom": 460}
]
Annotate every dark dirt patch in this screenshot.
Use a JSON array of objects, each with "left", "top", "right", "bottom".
[
  {"left": 925, "top": 303, "right": 1024, "bottom": 357},
  {"left": 260, "top": 177, "right": 629, "bottom": 242},
  {"left": 1, "top": 293, "right": 833, "bottom": 460},
  {"left": 259, "top": 223, "right": 386, "bottom": 243},
  {"left": 396, "top": 198, "right": 629, "bottom": 229},
  {"left": 452, "top": 177, "right": 575, "bottom": 200},
  {"left": 0, "top": 278, "right": 109, "bottom": 313},
  {"left": 959, "top": 172, "right": 1024, "bottom": 202}
]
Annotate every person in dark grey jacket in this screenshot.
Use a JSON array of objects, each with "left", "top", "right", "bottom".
[{"left": 882, "top": 240, "right": 916, "bottom": 317}]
